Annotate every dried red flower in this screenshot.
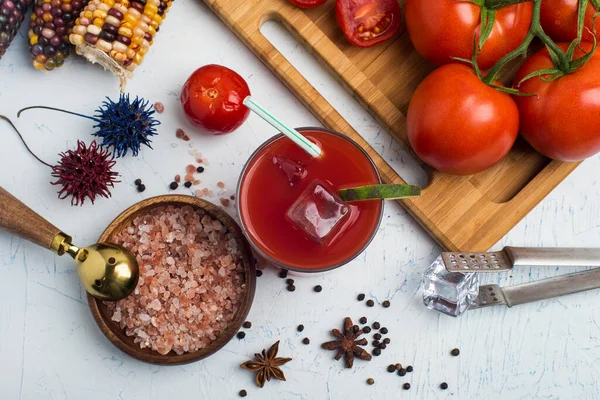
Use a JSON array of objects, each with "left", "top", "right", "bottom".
[{"left": 51, "top": 141, "right": 119, "bottom": 205}]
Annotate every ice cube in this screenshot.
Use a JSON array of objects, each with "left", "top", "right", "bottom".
[
  {"left": 287, "top": 180, "right": 350, "bottom": 244},
  {"left": 273, "top": 155, "right": 307, "bottom": 186},
  {"left": 422, "top": 256, "right": 479, "bottom": 317}
]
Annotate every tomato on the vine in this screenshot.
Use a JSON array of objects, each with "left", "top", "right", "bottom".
[
  {"left": 336, "top": 0, "right": 401, "bottom": 48},
  {"left": 540, "top": 0, "right": 599, "bottom": 42},
  {"left": 287, "top": 0, "right": 327, "bottom": 8},
  {"left": 513, "top": 42, "right": 600, "bottom": 161},
  {"left": 180, "top": 64, "right": 251, "bottom": 135},
  {"left": 405, "top": 0, "right": 532, "bottom": 69},
  {"left": 407, "top": 64, "right": 519, "bottom": 175}
]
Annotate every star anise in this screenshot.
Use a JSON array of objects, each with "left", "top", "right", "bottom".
[
  {"left": 321, "top": 317, "right": 372, "bottom": 368},
  {"left": 240, "top": 340, "right": 292, "bottom": 388}
]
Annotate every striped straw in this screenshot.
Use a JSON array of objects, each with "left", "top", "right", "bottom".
[{"left": 243, "top": 96, "right": 322, "bottom": 158}]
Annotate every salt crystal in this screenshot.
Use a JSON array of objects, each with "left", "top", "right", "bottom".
[{"left": 147, "top": 299, "right": 162, "bottom": 311}]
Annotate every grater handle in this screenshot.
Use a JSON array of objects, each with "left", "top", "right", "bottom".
[
  {"left": 502, "top": 268, "right": 600, "bottom": 307},
  {"left": 505, "top": 247, "right": 600, "bottom": 267}
]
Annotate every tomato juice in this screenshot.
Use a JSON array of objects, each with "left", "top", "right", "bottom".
[{"left": 237, "top": 128, "right": 382, "bottom": 272}]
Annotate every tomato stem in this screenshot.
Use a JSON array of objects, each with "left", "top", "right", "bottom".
[{"left": 482, "top": 0, "right": 587, "bottom": 85}]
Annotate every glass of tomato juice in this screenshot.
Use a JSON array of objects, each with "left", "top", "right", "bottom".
[{"left": 237, "top": 127, "right": 383, "bottom": 272}]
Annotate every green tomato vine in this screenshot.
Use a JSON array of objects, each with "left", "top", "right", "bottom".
[{"left": 458, "top": 0, "right": 598, "bottom": 94}]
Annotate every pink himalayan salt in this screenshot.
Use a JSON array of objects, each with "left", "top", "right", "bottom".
[
  {"left": 186, "top": 164, "right": 196, "bottom": 174},
  {"left": 105, "top": 205, "right": 246, "bottom": 356},
  {"left": 217, "top": 182, "right": 225, "bottom": 189}
]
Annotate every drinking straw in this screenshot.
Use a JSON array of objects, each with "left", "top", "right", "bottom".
[{"left": 243, "top": 96, "right": 322, "bottom": 158}]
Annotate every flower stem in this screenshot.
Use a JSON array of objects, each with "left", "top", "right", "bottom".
[
  {"left": 0, "top": 115, "right": 52, "bottom": 168},
  {"left": 17, "top": 106, "right": 98, "bottom": 122}
]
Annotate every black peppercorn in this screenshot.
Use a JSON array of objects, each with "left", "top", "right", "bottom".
[
  {"left": 184, "top": 181, "right": 192, "bottom": 188},
  {"left": 279, "top": 270, "right": 288, "bottom": 278},
  {"left": 387, "top": 364, "right": 396, "bottom": 373},
  {"left": 196, "top": 166, "right": 205, "bottom": 173},
  {"left": 314, "top": 285, "right": 322, "bottom": 292},
  {"left": 373, "top": 333, "right": 382, "bottom": 340},
  {"left": 134, "top": 178, "right": 142, "bottom": 186},
  {"left": 379, "top": 343, "right": 387, "bottom": 350},
  {"left": 372, "top": 340, "right": 380, "bottom": 347},
  {"left": 403, "top": 383, "right": 411, "bottom": 390},
  {"left": 380, "top": 327, "right": 389, "bottom": 334},
  {"left": 352, "top": 325, "right": 360, "bottom": 333},
  {"left": 239, "top": 389, "right": 247, "bottom": 397},
  {"left": 137, "top": 184, "right": 146, "bottom": 192},
  {"left": 302, "top": 337, "right": 310, "bottom": 345},
  {"left": 242, "top": 321, "right": 252, "bottom": 329},
  {"left": 398, "top": 368, "right": 407, "bottom": 377},
  {"left": 286, "top": 278, "right": 294, "bottom": 285},
  {"left": 451, "top": 348, "right": 460, "bottom": 356},
  {"left": 362, "top": 326, "right": 371, "bottom": 334},
  {"left": 357, "top": 293, "right": 365, "bottom": 301},
  {"left": 169, "top": 181, "right": 178, "bottom": 190},
  {"left": 440, "top": 382, "right": 448, "bottom": 390},
  {"left": 366, "top": 299, "right": 374, "bottom": 307},
  {"left": 395, "top": 363, "right": 403, "bottom": 371},
  {"left": 256, "top": 270, "right": 263, "bottom": 277},
  {"left": 287, "top": 285, "right": 296, "bottom": 292},
  {"left": 236, "top": 331, "right": 246, "bottom": 339},
  {"left": 406, "top": 365, "right": 413, "bottom": 372},
  {"left": 372, "top": 348, "right": 381, "bottom": 356},
  {"left": 359, "top": 317, "right": 367, "bottom": 324},
  {"left": 372, "top": 322, "right": 381, "bottom": 329},
  {"left": 382, "top": 300, "right": 390, "bottom": 308},
  {"left": 383, "top": 338, "right": 391, "bottom": 344},
  {"left": 366, "top": 378, "right": 375, "bottom": 385},
  {"left": 297, "top": 324, "right": 304, "bottom": 332}
]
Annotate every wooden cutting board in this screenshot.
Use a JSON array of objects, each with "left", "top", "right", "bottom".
[{"left": 202, "top": 0, "right": 580, "bottom": 251}]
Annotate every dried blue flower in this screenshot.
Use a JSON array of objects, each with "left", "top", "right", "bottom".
[
  {"left": 17, "top": 93, "right": 161, "bottom": 158},
  {"left": 92, "top": 94, "right": 160, "bottom": 158}
]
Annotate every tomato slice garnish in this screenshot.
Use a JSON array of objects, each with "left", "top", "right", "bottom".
[
  {"left": 288, "top": 0, "right": 327, "bottom": 8},
  {"left": 336, "top": 0, "right": 401, "bottom": 47}
]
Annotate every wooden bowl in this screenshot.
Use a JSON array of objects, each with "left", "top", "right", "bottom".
[{"left": 87, "top": 195, "right": 256, "bottom": 365}]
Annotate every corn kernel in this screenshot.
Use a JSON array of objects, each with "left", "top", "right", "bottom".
[
  {"left": 92, "top": 18, "right": 103, "bottom": 27},
  {"left": 118, "top": 26, "right": 133, "bottom": 38},
  {"left": 132, "top": 26, "right": 145, "bottom": 37},
  {"left": 140, "top": 14, "right": 151, "bottom": 24},
  {"left": 83, "top": 10, "right": 93, "bottom": 19},
  {"left": 93, "top": 9, "right": 107, "bottom": 18},
  {"left": 137, "top": 21, "right": 149, "bottom": 32},
  {"left": 97, "top": 3, "right": 110, "bottom": 12},
  {"left": 87, "top": 24, "right": 101, "bottom": 35},
  {"left": 105, "top": 15, "right": 120, "bottom": 26},
  {"left": 133, "top": 52, "right": 143, "bottom": 65},
  {"left": 120, "top": 0, "right": 130, "bottom": 7},
  {"left": 73, "top": 25, "right": 87, "bottom": 35},
  {"left": 103, "top": 0, "right": 115, "bottom": 6},
  {"left": 69, "top": 33, "right": 85, "bottom": 45},
  {"left": 147, "top": 25, "right": 155, "bottom": 36},
  {"left": 113, "top": 3, "right": 127, "bottom": 14},
  {"left": 33, "top": 59, "right": 45, "bottom": 70},
  {"left": 125, "top": 48, "right": 136, "bottom": 59},
  {"left": 147, "top": 0, "right": 159, "bottom": 5},
  {"left": 138, "top": 45, "right": 148, "bottom": 56},
  {"left": 152, "top": 14, "right": 162, "bottom": 25},
  {"left": 144, "top": 3, "right": 158, "bottom": 15},
  {"left": 112, "top": 41, "right": 127, "bottom": 53},
  {"left": 96, "top": 39, "right": 112, "bottom": 52},
  {"left": 149, "top": 20, "right": 158, "bottom": 29},
  {"left": 120, "top": 21, "right": 134, "bottom": 30},
  {"left": 130, "top": 36, "right": 143, "bottom": 46},
  {"left": 29, "top": 34, "right": 38, "bottom": 45}
]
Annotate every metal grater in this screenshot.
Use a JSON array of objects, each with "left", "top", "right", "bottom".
[{"left": 443, "top": 247, "right": 600, "bottom": 272}]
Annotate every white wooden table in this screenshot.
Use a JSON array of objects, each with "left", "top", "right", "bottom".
[{"left": 1, "top": 1, "right": 599, "bottom": 398}]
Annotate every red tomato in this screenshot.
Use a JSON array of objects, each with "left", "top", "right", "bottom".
[
  {"left": 335, "top": 0, "right": 401, "bottom": 47},
  {"left": 407, "top": 64, "right": 519, "bottom": 175},
  {"left": 540, "top": 0, "right": 599, "bottom": 42},
  {"left": 405, "top": 0, "right": 532, "bottom": 69},
  {"left": 513, "top": 42, "right": 600, "bottom": 161},
  {"left": 180, "top": 64, "right": 251, "bottom": 135},
  {"left": 288, "top": 0, "right": 327, "bottom": 8}
]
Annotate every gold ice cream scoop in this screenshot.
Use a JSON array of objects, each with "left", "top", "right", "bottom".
[{"left": 0, "top": 186, "right": 138, "bottom": 301}]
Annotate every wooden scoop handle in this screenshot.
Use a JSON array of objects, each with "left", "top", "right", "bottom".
[{"left": 0, "top": 186, "right": 62, "bottom": 250}]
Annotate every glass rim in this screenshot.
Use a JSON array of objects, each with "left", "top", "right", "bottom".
[{"left": 236, "top": 126, "right": 384, "bottom": 273}]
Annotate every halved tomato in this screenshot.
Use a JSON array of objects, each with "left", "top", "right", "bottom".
[
  {"left": 336, "top": 0, "right": 402, "bottom": 47},
  {"left": 288, "top": 0, "right": 327, "bottom": 8}
]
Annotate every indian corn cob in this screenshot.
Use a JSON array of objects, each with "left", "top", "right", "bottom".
[
  {"left": 28, "top": 0, "right": 89, "bottom": 70},
  {"left": 68, "top": 0, "right": 173, "bottom": 87},
  {"left": 0, "top": 0, "right": 32, "bottom": 59}
]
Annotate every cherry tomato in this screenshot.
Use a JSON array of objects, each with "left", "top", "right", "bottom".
[
  {"left": 180, "top": 64, "right": 251, "bottom": 135},
  {"left": 288, "top": 0, "right": 327, "bottom": 8},
  {"left": 405, "top": 0, "right": 532, "bottom": 69},
  {"left": 513, "top": 42, "right": 600, "bottom": 161},
  {"left": 407, "top": 64, "right": 519, "bottom": 175},
  {"left": 335, "top": 0, "right": 401, "bottom": 48},
  {"left": 540, "top": 0, "right": 599, "bottom": 42}
]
